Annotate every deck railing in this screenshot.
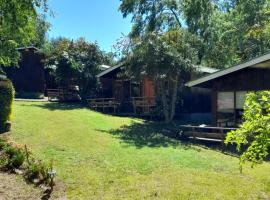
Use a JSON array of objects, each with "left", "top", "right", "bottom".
[
  {"left": 87, "top": 98, "right": 120, "bottom": 113},
  {"left": 131, "top": 97, "right": 156, "bottom": 114}
]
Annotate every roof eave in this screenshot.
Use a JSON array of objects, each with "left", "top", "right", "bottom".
[{"left": 186, "top": 52, "right": 270, "bottom": 87}]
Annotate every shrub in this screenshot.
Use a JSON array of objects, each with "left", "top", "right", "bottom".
[
  {"left": 2, "top": 145, "right": 25, "bottom": 169},
  {"left": 0, "top": 78, "right": 15, "bottom": 133},
  {"left": 226, "top": 91, "right": 270, "bottom": 172}
]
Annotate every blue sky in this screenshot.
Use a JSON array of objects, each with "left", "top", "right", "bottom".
[{"left": 47, "top": 0, "right": 132, "bottom": 52}]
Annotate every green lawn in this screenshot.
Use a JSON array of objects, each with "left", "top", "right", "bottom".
[{"left": 9, "top": 101, "right": 270, "bottom": 199}]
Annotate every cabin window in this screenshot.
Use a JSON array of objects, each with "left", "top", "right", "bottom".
[
  {"left": 131, "top": 83, "right": 141, "bottom": 97},
  {"left": 217, "top": 92, "right": 234, "bottom": 110},
  {"left": 236, "top": 91, "right": 247, "bottom": 109},
  {"left": 217, "top": 92, "right": 235, "bottom": 127},
  {"left": 235, "top": 91, "right": 247, "bottom": 124},
  {"left": 217, "top": 91, "right": 248, "bottom": 127}
]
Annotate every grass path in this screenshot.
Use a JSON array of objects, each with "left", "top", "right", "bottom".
[{"left": 10, "top": 102, "right": 270, "bottom": 199}]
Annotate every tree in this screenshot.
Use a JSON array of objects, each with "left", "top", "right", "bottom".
[
  {"left": 126, "top": 29, "right": 198, "bottom": 122},
  {"left": 0, "top": 0, "right": 48, "bottom": 66},
  {"left": 120, "top": 0, "right": 182, "bottom": 37},
  {"left": 226, "top": 91, "right": 270, "bottom": 172},
  {"left": 45, "top": 37, "right": 104, "bottom": 99}
]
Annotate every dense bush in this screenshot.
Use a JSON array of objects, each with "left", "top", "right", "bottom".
[
  {"left": 0, "top": 78, "right": 15, "bottom": 133},
  {"left": 226, "top": 91, "right": 270, "bottom": 171}
]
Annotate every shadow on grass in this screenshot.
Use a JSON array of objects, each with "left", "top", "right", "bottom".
[
  {"left": 98, "top": 121, "right": 193, "bottom": 149},
  {"left": 20, "top": 102, "right": 85, "bottom": 111},
  {"left": 99, "top": 120, "right": 249, "bottom": 158}
]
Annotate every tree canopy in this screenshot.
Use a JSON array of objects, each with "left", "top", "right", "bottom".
[
  {"left": 45, "top": 37, "right": 109, "bottom": 99},
  {"left": 0, "top": 0, "right": 48, "bottom": 66},
  {"left": 120, "top": 0, "right": 270, "bottom": 69}
]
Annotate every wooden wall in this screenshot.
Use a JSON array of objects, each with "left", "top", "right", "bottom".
[
  {"left": 211, "top": 67, "right": 270, "bottom": 126},
  {"left": 5, "top": 49, "right": 45, "bottom": 93}
]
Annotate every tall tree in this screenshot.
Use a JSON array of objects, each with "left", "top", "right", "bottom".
[
  {"left": 127, "top": 29, "right": 198, "bottom": 122},
  {"left": 0, "top": 0, "right": 48, "bottom": 66}
]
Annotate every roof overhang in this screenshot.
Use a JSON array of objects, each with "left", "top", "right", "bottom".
[
  {"left": 186, "top": 52, "right": 270, "bottom": 87},
  {"left": 97, "top": 63, "right": 123, "bottom": 78}
]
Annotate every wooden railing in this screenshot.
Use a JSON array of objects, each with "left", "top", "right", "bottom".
[
  {"left": 132, "top": 97, "right": 156, "bottom": 114},
  {"left": 179, "top": 125, "right": 237, "bottom": 142},
  {"left": 87, "top": 98, "right": 120, "bottom": 113}
]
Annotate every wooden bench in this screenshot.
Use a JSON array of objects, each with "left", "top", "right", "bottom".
[
  {"left": 87, "top": 98, "right": 120, "bottom": 113},
  {"left": 132, "top": 97, "right": 156, "bottom": 114},
  {"left": 179, "top": 125, "right": 237, "bottom": 142},
  {"left": 47, "top": 89, "right": 61, "bottom": 101}
]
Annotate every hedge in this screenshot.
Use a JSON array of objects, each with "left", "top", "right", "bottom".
[{"left": 0, "top": 78, "right": 15, "bottom": 133}]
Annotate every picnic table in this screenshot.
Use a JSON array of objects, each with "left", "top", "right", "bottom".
[{"left": 179, "top": 125, "right": 237, "bottom": 142}]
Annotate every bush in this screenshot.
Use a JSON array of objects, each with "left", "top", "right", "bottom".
[
  {"left": 0, "top": 78, "right": 15, "bottom": 133},
  {"left": 226, "top": 91, "right": 270, "bottom": 172},
  {"left": 0, "top": 141, "right": 25, "bottom": 170}
]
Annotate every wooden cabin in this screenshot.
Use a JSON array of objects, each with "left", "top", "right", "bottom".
[
  {"left": 92, "top": 63, "right": 217, "bottom": 120},
  {"left": 4, "top": 47, "right": 45, "bottom": 98},
  {"left": 186, "top": 53, "right": 270, "bottom": 127}
]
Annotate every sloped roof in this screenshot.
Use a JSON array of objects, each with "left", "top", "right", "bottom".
[
  {"left": 186, "top": 52, "right": 270, "bottom": 87},
  {"left": 97, "top": 63, "right": 123, "bottom": 78},
  {"left": 17, "top": 46, "right": 39, "bottom": 51},
  {"left": 97, "top": 63, "right": 217, "bottom": 78},
  {"left": 99, "top": 64, "right": 111, "bottom": 71}
]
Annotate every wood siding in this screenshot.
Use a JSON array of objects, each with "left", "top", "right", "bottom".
[
  {"left": 211, "top": 67, "right": 270, "bottom": 126},
  {"left": 5, "top": 49, "right": 45, "bottom": 93}
]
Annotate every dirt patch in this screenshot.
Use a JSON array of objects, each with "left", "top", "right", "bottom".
[{"left": 0, "top": 172, "right": 66, "bottom": 200}]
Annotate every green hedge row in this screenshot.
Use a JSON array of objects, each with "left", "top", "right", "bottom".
[{"left": 0, "top": 78, "right": 15, "bottom": 133}]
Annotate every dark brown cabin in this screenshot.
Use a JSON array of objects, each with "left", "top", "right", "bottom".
[
  {"left": 95, "top": 64, "right": 217, "bottom": 121},
  {"left": 4, "top": 47, "right": 45, "bottom": 96},
  {"left": 186, "top": 53, "right": 270, "bottom": 127}
]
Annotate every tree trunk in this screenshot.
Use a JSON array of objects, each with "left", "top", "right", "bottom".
[
  {"left": 169, "top": 73, "right": 179, "bottom": 121},
  {"left": 159, "top": 80, "right": 170, "bottom": 123}
]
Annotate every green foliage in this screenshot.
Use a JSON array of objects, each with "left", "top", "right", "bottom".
[
  {"left": 120, "top": 0, "right": 182, "bottom": 37},
  {"left": 0, "top": 78, "right": 15, "bottom": 133},
  {"left": 45, "top": 37, "right": 104, "bottom": 99},
  {"left": 120, "top": 0, "right": 270, "bottom": 69},
  {"left": 0, "top": 140, "right": 25, "bottom": 169},
  {"left": 126, "top": 29, "right": 198, "bottom": 122},
  {"left": 3, "top": 145, "right": 25, "bottom": 169},
  {"left": 0, "top": 0, "right": 48, "bottom": 66},
  {"left": 226, "top": 91, "right": 270, "bottom": 171}
]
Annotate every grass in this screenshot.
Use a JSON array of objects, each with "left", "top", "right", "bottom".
[{"left": 8, "top": 101, "right": 270, "bottom": 199}]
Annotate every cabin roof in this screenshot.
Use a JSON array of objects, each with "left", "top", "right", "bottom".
[
  {"left": 97, "top": 63, "right": 123, "bottom": 78},
  {"left": 99, "top": 64, "right": 111, "bottom": 71},
  {"left": 186, "top": 52, "right": 270, "bottom": 88},
  {"left": 17, "top": 46, "right": 40, "bottom": 51},
  {"left": 97, "top": 63, "right": 218, "bottom": 78}
]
